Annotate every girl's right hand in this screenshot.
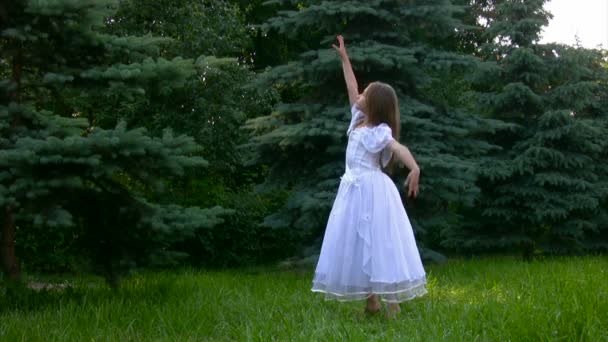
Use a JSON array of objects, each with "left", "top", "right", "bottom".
[
  {"left": 405, "top": 169, "right": 420, "bottom": 198},
  {"left": 332, "top": 35, "right": 347, "bottom": 58}
]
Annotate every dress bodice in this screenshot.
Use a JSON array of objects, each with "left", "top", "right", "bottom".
[{"left": 345, "top": 105, "right": 394, "bottom": 173}]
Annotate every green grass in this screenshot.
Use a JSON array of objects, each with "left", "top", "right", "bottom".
[{"left": 1, "top": 257, "right": 607, "bottom": 341}]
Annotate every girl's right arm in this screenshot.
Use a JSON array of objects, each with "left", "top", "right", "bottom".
[{"left": 332, "top": 35, "right": 359, "bottom": 106}]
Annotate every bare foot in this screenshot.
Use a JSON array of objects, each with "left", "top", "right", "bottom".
[
  {"left": 365, "top": 294, "right": 381, "bottom": 314},
  {"left": 386, "top": 302, "right": 401, "bottom": 319}
]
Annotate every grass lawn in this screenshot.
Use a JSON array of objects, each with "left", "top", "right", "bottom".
[{"left": 1, "top": 256, "right": 607, "bottom": 341}]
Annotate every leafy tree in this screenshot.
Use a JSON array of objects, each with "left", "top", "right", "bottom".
[
  {"left": 98, "top": 0, "right": 288, "bottom": 267},
  {"left": 107, "top": 0, "right": 249, "bottom": 58},
  {"left": 97, "top": 0, "right": 279, "bottom": 179}
]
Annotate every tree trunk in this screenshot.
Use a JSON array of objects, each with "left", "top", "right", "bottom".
[
  {"left": 11, "top": 48, "right": 22, "bottom": 103},
  {"left": 0, "top": 1, "right": 7, "bottom": 28},
  {"left": 1, "top": 11, "right": 23, "bottom": 280},
  {"left": 1, "top": 207, "right": 20, "bottom": 281}
]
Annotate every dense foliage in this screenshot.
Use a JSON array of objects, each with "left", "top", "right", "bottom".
[
  {"left": 0, "top": 0, "right": 229, "bottom": 285},
  {"left": 1, "top": 0, "right": 606, "bottom": 281},
  {"left": 444, "top": 0, "right": 608, "bottom": 257}
]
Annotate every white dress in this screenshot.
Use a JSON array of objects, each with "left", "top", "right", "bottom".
[{"left": 311, "top": 104, "right": 427, "bottom": 303}]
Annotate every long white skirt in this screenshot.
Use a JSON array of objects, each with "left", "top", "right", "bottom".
[{"left": 311, "top": 170, "right": 427, "bottom": 303}]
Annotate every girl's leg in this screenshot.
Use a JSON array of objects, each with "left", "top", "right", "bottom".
[{"left": 365, "top": 294, "right": 381, "bottom": 313}]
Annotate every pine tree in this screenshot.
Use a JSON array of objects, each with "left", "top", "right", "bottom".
[
  {"left": 0, "top": 0, "right": 228, "bottom": 284},
  {"left": 245, "top": 0, "right": 497, "bottom": 259},
  {"left": 446, "top": 0, "right": 608, "bottom": 257}
]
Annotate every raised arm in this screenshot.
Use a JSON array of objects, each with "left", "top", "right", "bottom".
[
  {"left": 332, "top": 35, "right": 359, "bottom": 106},
  {"left": 388, "top": 141, "right": 420, "bottom": 198}
]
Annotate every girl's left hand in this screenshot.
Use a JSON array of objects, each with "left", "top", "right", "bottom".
[{"left": 405, "top": 169, "right": 420, "bottom": 198}]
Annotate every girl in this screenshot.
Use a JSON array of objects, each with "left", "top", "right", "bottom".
[{"left": 311, "top": 35, "right": 427, "bottom": 317}]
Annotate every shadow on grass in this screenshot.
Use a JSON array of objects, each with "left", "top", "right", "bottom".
[{"left": 0, "top": 272, "right": 182, "bottom": 315}]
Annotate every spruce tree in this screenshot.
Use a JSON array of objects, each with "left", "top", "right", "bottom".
[
  {"left": 246, "top": 0, "right": 496, "bottom": 258},
  {"left": 446, "top": 0, "right": 608, "bottom": 256},
  {"left": 0, "top": 0, "right": 228, "bottom": 284}
]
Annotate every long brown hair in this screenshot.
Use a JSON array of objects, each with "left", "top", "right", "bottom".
[{"left": 363, "top": 82, "right": 400, "bottom": 173}]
